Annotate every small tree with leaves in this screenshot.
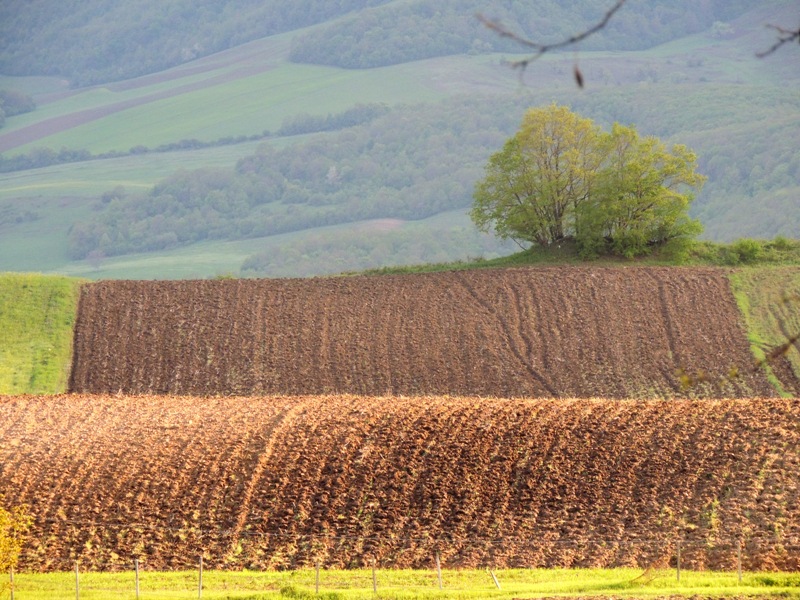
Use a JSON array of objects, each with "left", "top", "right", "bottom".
[{"left": 0, "top": 499, "right": 32, "bottom": 575}]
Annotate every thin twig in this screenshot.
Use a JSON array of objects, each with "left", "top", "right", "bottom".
[
  {"left": 477, "top": 0, "right": 627, "bottom": 71},
  {"left": 756, "top": 23, "right": 800, "bottom": 58}
]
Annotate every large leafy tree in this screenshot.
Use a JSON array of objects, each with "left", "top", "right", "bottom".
[
  {"left": 580, "top": 123, "right": 705, "bottom": 257},
  {"left": 471, "top": 105, "right": 705, "bottom": 258},
  {"left": 471, "top": 104, "right": 602, "bottom": 247}
]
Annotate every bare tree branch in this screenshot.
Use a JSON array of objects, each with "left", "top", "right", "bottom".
[
  {"left": 477, "top": 0, "right": 627, "bottom": 75},
  {"left": 756, "top": 23, "right": 800, "bottom": 58},
  {"left": 480, "top": 2, "right": 797, "bottom": 87}
]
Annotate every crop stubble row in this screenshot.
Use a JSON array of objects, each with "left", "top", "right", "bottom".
[
  {"left": 69, "top": 267, "right": 775, "bottom": 397},
  {"left": 0, "top": 395, "right": 798, "bottom": 571}
]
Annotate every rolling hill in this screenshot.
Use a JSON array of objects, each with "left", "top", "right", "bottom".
[
  {"left": 0, "top": 1, "right": 798, "bottom": 279},
  {"left": 1, "top": 394, "right": 798, "bottom": 571}
]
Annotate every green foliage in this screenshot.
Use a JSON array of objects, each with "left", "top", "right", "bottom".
[
  {"left": 277, "top": 103, "right": 390, "bottom": 137},
  {"left": 472, "top": 104, "right": 602, "bottom": 248},
  {"left": 0, "top": 499, "right": 32, "bottom": 573},
  {"left": 240, "top": 215, "right": 513, "bottom": 277},
  {"left": 0, "top": 273, "right": 83, "bottom": 394},
  {"left": 692, "top": 238, "right": 800, "bottom": 266},
  {"left": 472, "top": 105, "right": 705, "bottom": 259}
]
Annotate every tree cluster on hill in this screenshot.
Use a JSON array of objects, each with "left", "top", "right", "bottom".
[
  {"left": 0, "top": 104, "right": 391, "bottom": 174},
  {"left": 67, "top": 96, "right": 523, "bottom": 259},
  {"left": 472, "top": 105, "right": 705, "bottom": 259},
  {"left": 0, "top": 0, "right": 392, "bottom": 86},
  {"left": 0, "top": 89, "right": 36, "bottom": 129},
  {"left": 289, "top": 0, "right": 752, "bottom": 68}
]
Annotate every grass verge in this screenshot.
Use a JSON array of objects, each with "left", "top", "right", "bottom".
[
  {"left": 354, "top": 238, "right": 800, "bottom": 276},
  {"left": 0, "top": 273, "right": 83, "bottom": 394},
  {"left": 5, "top": 567, "right": 800, "bottom": 600},
  {"left": 728, "top": 266, "right": 800, "bottom": 397}
]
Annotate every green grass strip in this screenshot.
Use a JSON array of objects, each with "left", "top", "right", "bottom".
[
  {"left": 728, "top": 266, "right": 800, "bottom": 397},
  {"left": 6, "top": 567, "right": 800, "bottom": 600},
  {"left": 0, "top": 273, "right": 83, "bottom": 394}
]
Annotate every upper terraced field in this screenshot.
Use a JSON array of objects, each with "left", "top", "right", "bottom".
[{"left": 69, "top": 267, "right": 781, "bottom": 398}]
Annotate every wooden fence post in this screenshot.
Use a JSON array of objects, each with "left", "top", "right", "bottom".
[
  {"left": 198, "top": 555, "right": 203, "bottom": 599},
  {"left": 489, "top": 568, "right": 501, "bottom": 590},
  {"left": 676, "top": 539, "right": 681, "bottom": 583},
  {"left": 9, "top": 567, "right": 14, "bottom": 600},
  {"left": 135, "top": 558, "right": 140, "bottom": 600},
  {"left": 737, "top": 539, "right": 742, "bottom": 583},
  {"left": 315, "top": 560, "right": 320, "bottom": 595},
  {"left": 435, "top": 551, "right": 443, "bottom": 590}
]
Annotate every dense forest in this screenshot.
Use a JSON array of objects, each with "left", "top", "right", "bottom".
[
  {"left": 0, "top": 0, "right": 754, "bottom": 86},
  {"left": 289, "top": 0, "right": 752, "bottom": 68}
]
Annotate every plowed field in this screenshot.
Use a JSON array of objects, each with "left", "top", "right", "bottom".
[
  {"left": 1, "top": 395, "right": 798, "bottom": 571},
  {"left": 69, "top": 267, "right": 775, "bottom": 398}
]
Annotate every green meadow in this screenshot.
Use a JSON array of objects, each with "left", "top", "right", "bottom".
[
  {"left": 6, "top": 567, "right": 800, "bottom": 600},
  {"left": 0, "top": 273, "right": 83, "bottom": 394}
]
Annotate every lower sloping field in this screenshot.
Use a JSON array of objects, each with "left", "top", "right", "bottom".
[
  {"left": 69, "top": 267, "right": 779, "bottom": 398},
  {"left": 1, "top": 395, "right": 797, "bottom": 572}
]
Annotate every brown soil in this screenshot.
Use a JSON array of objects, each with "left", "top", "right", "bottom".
[
  {"left": 69, "top": 267, "right": 776, "bottom": 398},
  {"left": 1, "top": 395, "right": 797, "bottom": 571}
]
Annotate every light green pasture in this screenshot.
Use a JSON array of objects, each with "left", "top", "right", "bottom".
[
  {"left": 6, "top": 567, "right": 799, "bottom": 600},
  {"left": 7, "top": 61, "right": 448, "bottom": 155}
]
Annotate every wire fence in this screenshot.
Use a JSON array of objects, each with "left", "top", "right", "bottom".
[{"left": 6, "top": 533, "right": 800, "bottom": 599}]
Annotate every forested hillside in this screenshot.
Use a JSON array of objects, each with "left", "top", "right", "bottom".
[
  {"left": 0, "top": 1, "right": 754, "bottom": 87},
  {"left": 65, "top": 97, "right": 519, "bottom": 261},
  {"left": 0, "top": 0, "right": 796, "bottom": 278},
  {"left": 0, "top": 0, "right": 392, "bottom": 86},
  {"left": 290, "top": 0, "right": 752, "bottom": 68}
]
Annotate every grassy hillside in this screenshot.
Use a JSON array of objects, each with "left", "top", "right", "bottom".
[
  {"left": 0, "top": 0, "right": 393, "bottom": 86},
  {"left": 0, "top": 273, "right": 82, "bottom": 394},
  {"left": 0, "top": 0, "right": 751, "bottom": 87},
  {"left": 0, "top": 2, "right": 796, "bottom": 279}
]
